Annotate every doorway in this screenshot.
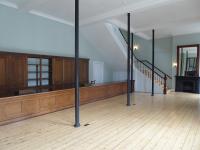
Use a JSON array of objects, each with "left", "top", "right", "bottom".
[{"left": 93, "top": 61, "right": 104, "bottom": 83}]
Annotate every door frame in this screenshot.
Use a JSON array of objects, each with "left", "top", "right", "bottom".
[
  {"left": 93, "top": 61, "right": 104, "bottom": 83},
  {"left": 177, "top": 44, "right": 199, "bottom": 76}
]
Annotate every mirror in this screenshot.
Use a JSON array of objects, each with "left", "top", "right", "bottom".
[{"left": 177, "top": 45, "right": 199, "bottom": 77}]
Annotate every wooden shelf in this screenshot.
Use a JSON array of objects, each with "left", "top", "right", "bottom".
[
  {"left": 28, "top": 71, "right": 50, "bottom": 73},
  {"left": 28, "top": 64, "right": 49, "bottom": 66},
  {"left": 28, "top": 64, "right": 39, "bottom": 66},
  {"left": 28, "top": 78, "right": 49, "bottom": 81}
]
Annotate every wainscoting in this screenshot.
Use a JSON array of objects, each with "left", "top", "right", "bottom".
[{"left": 0, "top": 82, "right": 128, "bottom": 125}]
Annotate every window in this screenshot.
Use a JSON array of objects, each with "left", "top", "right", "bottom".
[{"left": 28, "top": 58, "right": 50, "bottom": 87}]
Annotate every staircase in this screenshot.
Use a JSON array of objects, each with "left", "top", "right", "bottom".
[
  {"left": 134, "top": 58, "right": 172, "bottom": 94},
  {"left": 119, "top": 29, "right": 172, "bottom": 94}
]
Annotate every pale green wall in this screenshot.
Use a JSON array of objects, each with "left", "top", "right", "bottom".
[
  {"left": 2, "top": 5, "right": 200, "bottom": 86},
  {"left": 0, "top": 5, "right": 113, "bottom": 82},
  {"left": 134, "top": 33, "right": 200, "bottom": 89},
  {"left": 134, "top": 35, "right": 173, "bottom": 88}
]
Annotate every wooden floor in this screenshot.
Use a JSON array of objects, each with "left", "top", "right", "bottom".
[{"left": 0, "top": 92, "right": 200, "bottom": 150}]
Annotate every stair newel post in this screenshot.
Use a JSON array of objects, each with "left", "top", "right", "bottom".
[{"left": 163, "top": 75, "right": 167, "bottom": 95}]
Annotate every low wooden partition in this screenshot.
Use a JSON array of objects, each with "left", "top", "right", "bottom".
[{"left": 0, "top": 82, "right": 129, "bottom": 125}]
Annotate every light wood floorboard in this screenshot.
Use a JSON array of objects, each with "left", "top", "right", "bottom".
[{"left": 0, "top": 92, "right": 200, "bottom": 150}]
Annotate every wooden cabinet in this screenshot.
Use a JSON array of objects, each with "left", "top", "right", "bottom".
[
  {"left": 0, "top": 82, "right": 130, "bottom": 125},
  {"left": 52, "top": 58, "right": 64, "bottom": 85},
  {"left": 0, "top": 52, "right": 89, "bottom": 96},
  {"left": 52, "top": 57, "right": 89, "bottom": 85},
  {"left": 0, "top": 56, "right": 7, "bottom": 88},
  {"left": 80, "top": 59, "right": 89, "bottom": 84},
  {"left": 22, "top": 99, "right": 40, "bottom": 115},
  {"left": 8, "top": 55, "right": 27, "bottom": 89},
  {"left": 4, "top": 101, "right": 22, "bottom": 119},
  {"left": 107, "top": 84, "right": 123, "bottom": 97},
  {"left": 0, "top": 56, "right": 9, "bottom": 97},
  {"left": 0, "top": 54, "right": 27, "bottom": 95},
  {"left": 39, "top": 96, "right": 56, "bottom": 112},
  {"left": 55, "top": 90, "right": 74, "bottom": 109},
  {"left": 63, "top": 59, "right": 74, "bottom": 84}
]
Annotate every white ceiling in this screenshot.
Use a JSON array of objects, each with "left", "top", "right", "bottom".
[
  {"left": 0, "top": 0, "right": 144, "bottom": 24},
  {"left": 114, "top": 0, "right": 200, "bottom": 38},
  {"left": 1, "top": 0, "right": 200, "bottom": 38}
]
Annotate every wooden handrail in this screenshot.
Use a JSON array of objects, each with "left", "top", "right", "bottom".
[
  {"left": 119, "top": 28, "right": 170, "bottom": 94},
  {"left": 119, "top": 29, "right": 164, "bottom": 79},
  {"left": 135, "top": 59, "right": 164, "bottom": 79},
  {"left": 142, "top": 60, "right": 172, "bottom": 79}
]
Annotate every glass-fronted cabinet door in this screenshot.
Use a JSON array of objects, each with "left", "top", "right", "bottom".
[{"left": 27, "top": 57, "right": 51, "bottom": 87}]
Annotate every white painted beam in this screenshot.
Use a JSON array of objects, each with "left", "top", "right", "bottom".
[
  {"left": 17, "top": 0, "right": 49, "bottom": 11},
  {"left": 108, "top": 19, "right": 151, "bottom": 40},
  {"left": 135, "top": 16, "right": 200, "bottom": 32},
  {"left": 0, "top": 0, "right": 18, "bottom": 9},
  {"left": 80, "top": 0, "right": 185, "bottom": 26},
  {"left": 0, "top": 0, "right": 74, "bottom": 26},
  {"left": 29, "top": 10, "right": 74, "bottom": 26}
]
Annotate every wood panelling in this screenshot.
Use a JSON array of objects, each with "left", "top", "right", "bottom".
[
  {"left": 53, "top": 58, "right": 89, "bottom": 85},
  {"left": 107, "top": 84, "right": 122, "bottom": 97},
  {"left": 39, "top": 96, "right": 56, "bottom": 112},
  {"left": 0, "top": 82, "right": 130, "bottom": 125},
  {"left": 9, "top": 55, "right": 27, "bottom": 89},
  {"left": 0, "top": 52, "right": 89, "bottom": 97},
  {"left": 63, "top": 59, "right": 74, "bottom": 84},
  {"left": 22, "top": 99, "right": 39, "bottom": 115},
  {"left": 52, "top": 58, "right": 64, "bottom": 85},
  {"left": 4, "top": 101, "right": 22, "bottom": 119},
  {"left": 0, "top": 104, "right": 4, "bottom": 122},
  {"left": 55, "top": 91, "right": 74, "bottom": 109},
  {"left": 122, "top": 83, "right": 127, "bottom": 93},
  {"left": 0, "top": 56, "right": 7, "bottom": 88},
  {"left": 80, "top": 59, "right": 89, "bottom": 84},
  {"left": 0, "top": 54, "right": 27, "bottom": 95}
]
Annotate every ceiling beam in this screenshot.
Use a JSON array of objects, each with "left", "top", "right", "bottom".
[
  {"left": 17, "top": 0, "right": 49, "bottom": 11},
  {"left": 134, "top": 16, "right": 200, "bottom": 33},
  {"left": 80, "top": 0, "right": 185, "bottom": 26},
  {"left": 108, "top": 19, "right": 151, "bottom": 40},
  {"left": 0, "top": 0, "right": 74, "bottom": 26},
  {"left": 0, "top": 0, "right": 18, "bottom": 9},
  {"left": 29, "top": 10, "right": 74, "bottom": 26}
]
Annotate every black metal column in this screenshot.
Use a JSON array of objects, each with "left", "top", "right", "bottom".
[
  {"left": 74, "top": 0, "right": 80, "bottom": 128},
  {"left": 127, "top": 13, "right": 131, "bottom": 106},
  {"left": 151, "top": 29, "right": 155, "bottom": 96},
  {"left": 131, "top": 33, "right": 134, "bottom": 93}
]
